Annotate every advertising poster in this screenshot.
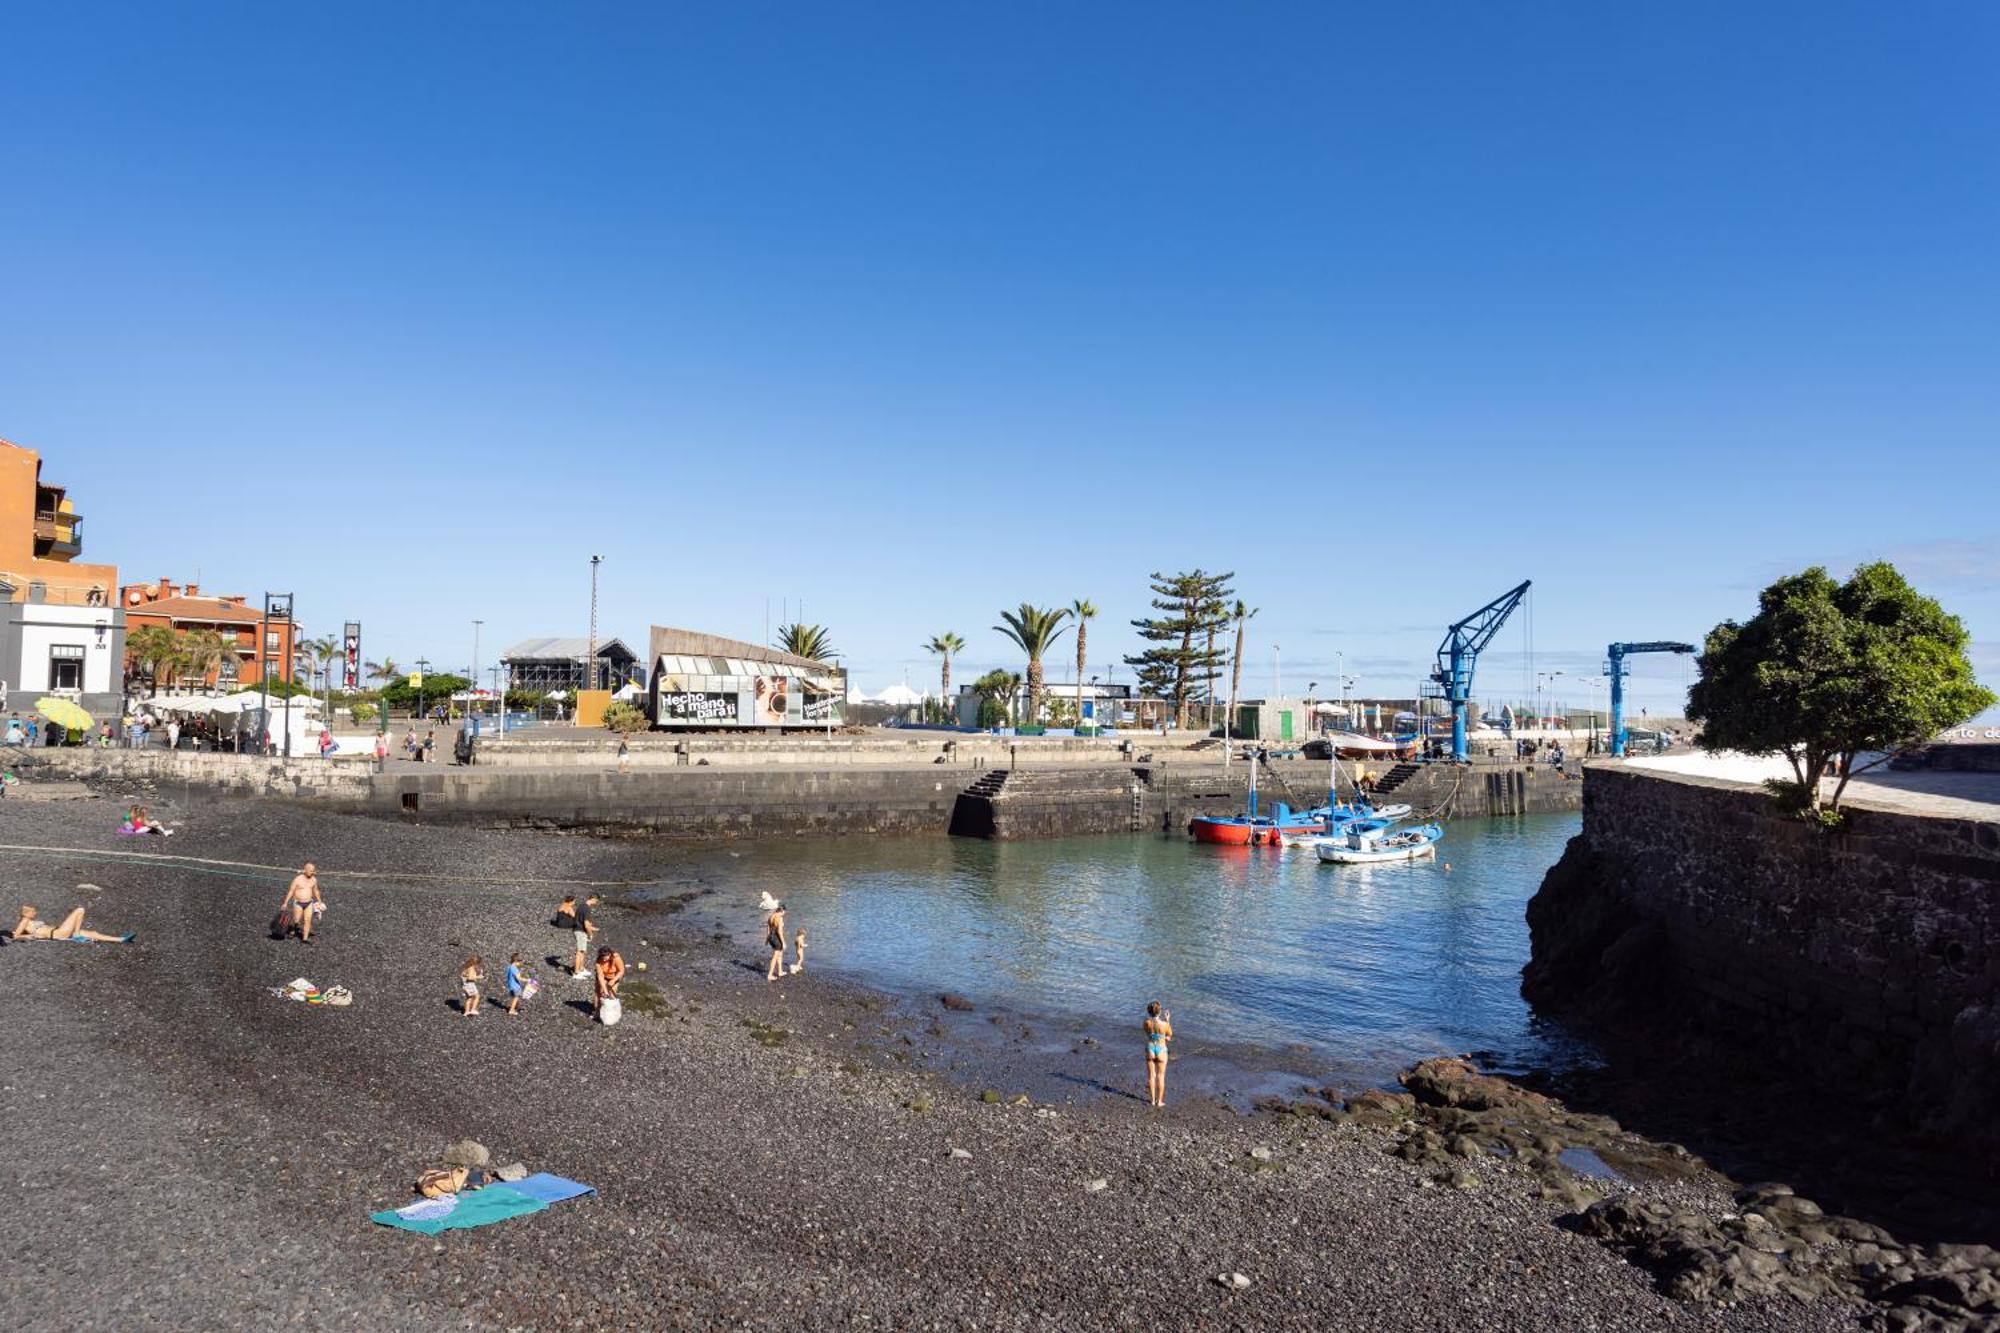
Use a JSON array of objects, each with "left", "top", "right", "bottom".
[
  {"left": 753, "top": 675, "right": 788, "bottom": 725},
  {"left": 657, "top": 690, "right": 742, "bottom": 723}
]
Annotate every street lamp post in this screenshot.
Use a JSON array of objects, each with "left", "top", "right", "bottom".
[
  {"left": 471, "top": 619, "right": 483, "bottom": 735},
  {"left": 262, "top": 592, "right": 293, "bottom": 757}
]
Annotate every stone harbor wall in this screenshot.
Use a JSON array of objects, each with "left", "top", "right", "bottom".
[
  {"left": 378, "top": 766, "right": 961, "bottom": 839},
  {"left": 20, "top": 747, "right": 377, "bottom": 803},
  {"left": 951, "top": 756, "right": 1584, "bottom": 840},
  {"left": 20, "top": 746, "right": 1582, "bottom": 841},
  {"left": 1522, "top": 764, "right": 2000, "bottom": 1160}
]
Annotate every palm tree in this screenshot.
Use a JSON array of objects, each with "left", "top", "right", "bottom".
[
  {"left": 993, "top": 603, "right": 1071, "bottom": 725},
  {"left": 775, "top": 623, "right": 835, "bottom": 663},
  {"left": 125, "top": 624, "right": 180, "bottom": 693},
  {"left": 302, "top": 635, "right": 339, "bottom": 720},
  {"left": 367, "top": 657, "right": 400, "bottom": 688},
  {"left": 181, "top": 628, "right": 228, "bottom": 690},
  {"left": 925, "top": 633, "right": 965, "bottom": 716},
  {"left": 1068, "top": 599, "right": 1097, "bottom": 727},
  {"left": 1228, "top": 601, "right": 1257, "bottom": 739}
]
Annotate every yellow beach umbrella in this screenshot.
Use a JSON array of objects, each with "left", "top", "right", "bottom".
[{"left": 35, "top": 696, "right": 94, "bottom": 732}]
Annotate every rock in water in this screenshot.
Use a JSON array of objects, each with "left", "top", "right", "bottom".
[
  {"left": 443, "top": 1139, "right": 490, "bottom": 1168},
  {"left": 940, "top": 993, "right": 976, "bottom": 1011}
]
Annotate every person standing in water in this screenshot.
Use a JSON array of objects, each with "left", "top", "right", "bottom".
[
  {"left": 1143, "top": 1001, "right": 1174, "bottom": 1108},
  {"left": 763, "top": 900, "right": 787, "bottom": 982}
]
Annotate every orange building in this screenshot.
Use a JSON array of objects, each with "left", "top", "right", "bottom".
[
  {"left": 121, "top": 577, "right": 304, "bottom": 690},
  {"left": 1, "top": 437, "right": 118, "bottom": 608}
]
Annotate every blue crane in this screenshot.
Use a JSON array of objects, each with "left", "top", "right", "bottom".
[
  {"left": 1431, "top": 580, "right": 1531, "bottom": 762},
  {"left": 1606, "top": 640, "right": 1695, "bottom": 757}
]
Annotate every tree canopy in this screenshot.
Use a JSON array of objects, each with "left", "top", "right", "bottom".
[
  {"left": 1686, "top": 561, "right": 1993, "bottom": 815},
  {"left": 775, "top": 623, "right": 835, "bottom": 663},
  {"left": 1123, "top": 570, "right": 1234, "bottom": 728}
]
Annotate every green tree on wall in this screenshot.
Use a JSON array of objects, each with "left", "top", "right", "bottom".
[{"left": 1686, "top": 561, "right": 1993, "bottom": 819}]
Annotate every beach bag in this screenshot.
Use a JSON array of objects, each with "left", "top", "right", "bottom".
[
  {"left": 520, "top": 977, "right": 540, "bottom": 1001},
  {"left": 269, "top": 911, "right": 291, "bottom": 940},
  {"left": 599, "top": 996, "right": 622, "bottom": 1026}
]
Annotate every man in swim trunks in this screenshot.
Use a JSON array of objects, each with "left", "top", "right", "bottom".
[{"left": 281, "top": 863, "right": 322, "bottom": 943}]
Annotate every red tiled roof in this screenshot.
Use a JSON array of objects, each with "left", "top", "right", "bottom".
[{"left": 127, "top": 596, "right": 269, "bottom": 625}]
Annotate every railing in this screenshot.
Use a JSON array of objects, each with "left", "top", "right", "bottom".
[{"left": 4, "top": 583, "right": 112, "bottom": 607}]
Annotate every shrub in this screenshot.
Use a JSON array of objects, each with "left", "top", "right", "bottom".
[{"left": 603, "top": 702, "right": 649, "bottom": 734}]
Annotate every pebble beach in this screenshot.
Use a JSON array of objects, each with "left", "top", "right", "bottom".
[{"left": 0, "top": 791, "right": 1855, "bottom": 1330}]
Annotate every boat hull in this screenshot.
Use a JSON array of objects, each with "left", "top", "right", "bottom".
[
  {"left": 1192, "top": 815, "right": 1327, "bottom": 846},
  {"left": 1315, "top": 824, "right": 1444, "bottom": 864}
]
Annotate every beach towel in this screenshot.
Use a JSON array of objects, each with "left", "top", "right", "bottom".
[
  {"left": 370, "top": 1183, "right": 547, "bottom": 1235},
  {"left": 506, "top": 1173, "right": 596, "bottom": 1205}
]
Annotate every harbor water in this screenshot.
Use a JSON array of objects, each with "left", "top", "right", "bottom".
[{"left": 683, "top": 812, "right": 1589, "bottom": 1084}]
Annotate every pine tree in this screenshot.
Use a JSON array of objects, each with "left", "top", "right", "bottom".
[{"left": 1123, "top": 570, "right": 1236, "bottom": 730}]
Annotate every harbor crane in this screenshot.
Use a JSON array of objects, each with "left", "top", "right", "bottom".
[
  {"left": 1606, "top": 641, "right": 1695, "bottom": 757},
  {"left": 1431, "top": 580, "right": 1532, "bottom": 763}
]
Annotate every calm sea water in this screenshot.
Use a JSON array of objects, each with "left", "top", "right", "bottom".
[{"left": 683, "top": 813, "right": 1587, "bottom": 1082}]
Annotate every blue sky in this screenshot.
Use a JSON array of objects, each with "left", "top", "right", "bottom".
[{"left": 3, "top": 3, "right": 1994, "bottom": 718}]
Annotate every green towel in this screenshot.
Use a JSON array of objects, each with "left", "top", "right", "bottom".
[{"left": 370, "top": 1183, "right": 548, "bottom": 1234}]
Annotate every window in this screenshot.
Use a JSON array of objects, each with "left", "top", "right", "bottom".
[
  {"left": 266, "top": 631, "right": 281, "bottom": 651},
  {"left": 49, "top": 644, "right": 85, "bottom": 691}
]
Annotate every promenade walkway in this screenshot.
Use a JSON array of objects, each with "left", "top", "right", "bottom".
[{"left": 1626, "top": 752, "right": 2000, "bottom": 821}]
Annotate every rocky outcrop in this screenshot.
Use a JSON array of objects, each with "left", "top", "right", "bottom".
[{"left": 1573, "top": 1186, "right": 2000, "bottom": 1330}]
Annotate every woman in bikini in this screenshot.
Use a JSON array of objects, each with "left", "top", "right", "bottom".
[
  {"left": 763, "top": 901, "right": 787, "bottom": 983},
  {"left": 1143, "top": 1001, "right": 1174, "bottom": 1109},
  {"left": 10, "top": 905, "right": 132, "bottom": 943}
]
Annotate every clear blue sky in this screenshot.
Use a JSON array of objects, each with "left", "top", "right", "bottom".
[{"left": 4, "top": 2, "right": 1994, "bottom": 719}]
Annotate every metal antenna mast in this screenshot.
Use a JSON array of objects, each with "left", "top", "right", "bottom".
[{"left": 587, "top": 555, "right": 602, "bottom": 692}]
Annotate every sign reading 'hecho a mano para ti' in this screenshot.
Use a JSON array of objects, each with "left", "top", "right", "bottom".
[{"left": 656, "top": 690, "right": 741, "bottom": 723}]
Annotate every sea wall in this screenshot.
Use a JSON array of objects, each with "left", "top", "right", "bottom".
[
  {"left": 380, "top": 766, "right": 959, "bottom": 839},
  {"left": 953, "top": 756, "right": 1585, "bottom": 840},
  {"left": 22, "top": 747, "right": 377, "bottom": 802},
  {"left": 1523, "top": 765, "right": 2000, "bottom": 1159}
]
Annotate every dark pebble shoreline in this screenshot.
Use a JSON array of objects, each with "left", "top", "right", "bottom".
[{"left": 0, "top": 789, "right": 1872, "bottom": 1329}]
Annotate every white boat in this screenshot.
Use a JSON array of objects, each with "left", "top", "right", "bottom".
[{"left": 1316, "top": 822, "right": 1443, "bottom": 864}]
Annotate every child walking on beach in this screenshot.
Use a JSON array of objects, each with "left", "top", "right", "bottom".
[
  {"left": 790, "top": 929, "right": 807, "bottom": 975},
  {"left": 504, "top": 952, "right": 533, "bottom": 1015},
  {"left": 460, "top": 955, "right": 484, "bottom": 1017}
]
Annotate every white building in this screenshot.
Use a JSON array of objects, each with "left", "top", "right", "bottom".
[{"left": 0, "top": 598, "right": 126, "bottom": 720}]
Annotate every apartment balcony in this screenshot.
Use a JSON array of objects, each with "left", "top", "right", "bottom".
[{"left": 33, "top": 511, "right": 84, "bottom": 559}]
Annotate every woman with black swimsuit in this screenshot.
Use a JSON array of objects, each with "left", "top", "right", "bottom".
[{"left": 764, "top": 902, "right": 787, "bottom": 983}]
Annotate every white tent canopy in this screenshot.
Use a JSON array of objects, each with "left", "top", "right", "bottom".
[
  {"left": 138, "top": 692, "right": 321, "bottom": 717},
  {"left": 865, "top": 683, "right": 927, "bottom": 707}
]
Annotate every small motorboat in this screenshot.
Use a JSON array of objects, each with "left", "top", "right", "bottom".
[{"left": 1315, "top": 822, "right": 1444, "bottom": 865}]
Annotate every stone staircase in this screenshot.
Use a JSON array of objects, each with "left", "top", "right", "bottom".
[
  {"left": 1372, "top": 762, "right": 1425, "bottom": 795},
  {"left": 962, "top": 768, "right": 1011, "bottom": 800}
]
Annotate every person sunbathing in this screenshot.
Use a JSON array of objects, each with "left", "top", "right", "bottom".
[
  {"left": 124, "top": 804, "right": 173, "bottom": 836},
  {"left": 9, "top": 905, "right": 133, "bottom": 943}
]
